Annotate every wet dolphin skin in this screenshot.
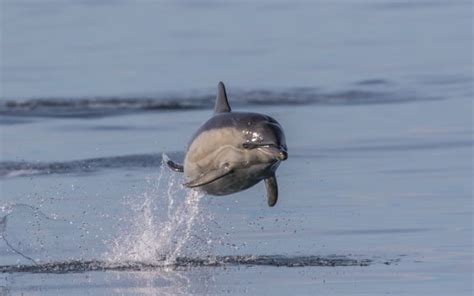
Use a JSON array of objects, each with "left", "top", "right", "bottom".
[{"left": 167, "top": 82, "right": 288, "bottom": 207}]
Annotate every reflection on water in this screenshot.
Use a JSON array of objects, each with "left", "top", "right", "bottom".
[{"left": 107, "top": 268, "right": 214, "bottom": 296}]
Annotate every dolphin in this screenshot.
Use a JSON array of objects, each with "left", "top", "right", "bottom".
[{"left": 166, "top": 82, "right": 288, "bottom": 207}]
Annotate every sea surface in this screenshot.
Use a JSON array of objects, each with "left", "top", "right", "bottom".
[{"left": 0, "top": 0, "right": 472, "bottom": 295}]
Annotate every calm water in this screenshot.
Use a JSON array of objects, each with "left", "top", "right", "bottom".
[{"left": 0, "top": 0, "right": 472, "bottom": 295}]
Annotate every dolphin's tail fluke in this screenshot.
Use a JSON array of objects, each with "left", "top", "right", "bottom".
[{"left": 163, "top": 153, "right": 184, "bottom": 173}]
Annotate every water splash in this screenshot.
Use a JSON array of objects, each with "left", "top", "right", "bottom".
[{"left": 108, "top": 159, "right": 208, "bottom": 265}]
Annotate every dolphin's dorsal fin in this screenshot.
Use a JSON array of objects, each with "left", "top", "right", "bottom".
[{"left": 214, "top": 81, "right": 231, "bottom": 113}]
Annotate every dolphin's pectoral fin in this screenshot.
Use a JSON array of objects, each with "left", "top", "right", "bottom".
[
  {"left": 264, "top": 174, "right": 278, "bottom": 207},
  {"left": 163, "top": 153, "right": 184, "bottom": 172},
  {"left": 184, "top": 165, "right": 232, "bottom": 188}
]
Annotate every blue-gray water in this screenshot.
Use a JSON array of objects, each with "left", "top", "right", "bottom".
[{"left": 0, "top": 0, "right": 472, "bottom": 295}]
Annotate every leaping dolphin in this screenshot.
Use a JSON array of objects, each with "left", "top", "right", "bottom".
[{"left": 166, "top": 82, "right": 288, "bottom": 207}]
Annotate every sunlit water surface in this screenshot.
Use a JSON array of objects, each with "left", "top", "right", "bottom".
[{"left": 1, "top": 0, "right": 472, "bottom": 295}]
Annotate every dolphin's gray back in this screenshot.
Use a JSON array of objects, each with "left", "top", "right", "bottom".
[{"left": 188, "top": 112, "right": 274, "bottom": 147}]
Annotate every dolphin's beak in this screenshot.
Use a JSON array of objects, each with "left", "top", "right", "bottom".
[
  {"left": 278, "top": 149, "right": 288, "bottom": 161},
  {"left": 259, "top": 145, "right": 288, "bottom": 161}
]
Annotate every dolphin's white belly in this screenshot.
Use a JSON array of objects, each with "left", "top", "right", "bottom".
[{"left": 183, "top": 127, "right": 276, "bottom": 195}]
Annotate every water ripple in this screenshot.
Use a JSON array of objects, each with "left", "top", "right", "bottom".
[
  {"left": 0, "top": 154, "right": 164, "bottom": 178},
  {"left": 0, "top": 255, "right": 378, "bottom": 274},
  {"left": 0, "top": 87, "right": 436, "bottom": 118}
]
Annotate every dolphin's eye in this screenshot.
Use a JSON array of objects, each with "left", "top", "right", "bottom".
[
  {"left": 242, "top": 142, "right": 262, "bottom": 149},
  {"left": 242, "top": 142, "right": 253, "bottom": 149}
]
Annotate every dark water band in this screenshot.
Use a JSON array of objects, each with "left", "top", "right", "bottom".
[
  {"left": 0, "top": 153, "right": 165, "bottom": 178},
  {"left": 0, "top": 255, "right": 394, "bottom": 274},
  {"left": 0, "top": 87, "right": 436, "bottom": 118}
]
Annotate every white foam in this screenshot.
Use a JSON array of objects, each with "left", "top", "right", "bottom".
[{"left": 5, "top": 169, "right": 41, "bottom": 178}]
